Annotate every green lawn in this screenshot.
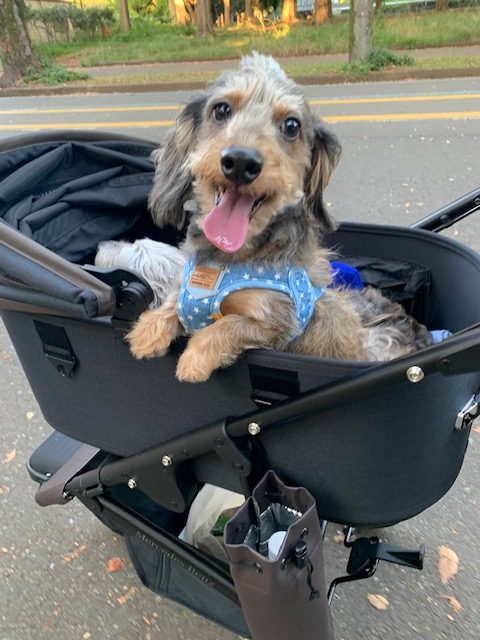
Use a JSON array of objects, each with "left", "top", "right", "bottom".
[{"left": 35, "top": 8, "right": 480, "bottom": 68}]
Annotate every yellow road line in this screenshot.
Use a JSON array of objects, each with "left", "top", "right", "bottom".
[
  {"left": 1, "top": 93, "right": 479, "bottom": 116},
  {"left": 1, "top": 111, "right": 480, "bottom": 131},
  {"left": 0, "top": 120, "right": 176, "bottom": 130},
  {"left": 310, "top": 93, "right": 480, "bottom": 106},
  {"left": 325, "top": 111, "right": 480, "bottom": 123},
  {"left": 0, "top": 105, "right": 180, "bottom": 116}
]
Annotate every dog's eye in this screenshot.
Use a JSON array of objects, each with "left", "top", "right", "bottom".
[
  {"left": 280, "top": 117, "right": 301, "bottom": 140},
  {"left": 212, "top": 102, "right": 232, "bottom": 122}
]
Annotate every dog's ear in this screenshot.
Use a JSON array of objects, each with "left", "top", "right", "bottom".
[
  {"left": 148, "top": 96, "right": 206, "bottom": 229},
  {"left": 304, "top": 124, "right": 341, "bottom": 232}
]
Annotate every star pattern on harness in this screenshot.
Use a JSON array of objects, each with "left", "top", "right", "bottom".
[{"left": 177, "top": 259, "right": 324, "bottom": 338}]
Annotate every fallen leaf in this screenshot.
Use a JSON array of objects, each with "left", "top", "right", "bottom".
[
  {"left": 445, "top": 595, "right": 462, "bottom": 612},
  {"left": 62, "top": 544, "right": 87, "bottom": 564},
  {"left": 106, "top": 556, "right": 125, "bottom": 573},
  {"left": 26, "top": 411, "right": 35, "bottom": 421},
  {"left": 83, "top": 633, "right": 92, "bottom": 640},
  {"left": 2, "top": 351, "right": 12, "bottom": 361},
  {"left": 117, "top": 586, "right": 136, "bottom": 605},
  {"left": 472, "top": 425, "right": 480, "bottom": 434},
  {"left": 437, "top": 546, "right": 459, "bottom": 585},
  {"left": 367, "top": 594, "right": 389, "bottom": 610},
  {"left": 3, "top": 450, "right": 16, "bottom": 464},
  {"left": 447, "top": 614, "right": 455, "bottom": 622},
  {"left": 333, "top": 532, "right": 344, "bottom": 544}
]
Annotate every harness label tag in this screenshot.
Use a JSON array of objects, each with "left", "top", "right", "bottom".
[{"left": 189, "top": 265, "right": 223, "bottom": 290}]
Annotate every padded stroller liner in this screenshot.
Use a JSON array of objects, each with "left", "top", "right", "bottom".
[{"left": 0, "top": 136, "right": 156, "bottom": 262}]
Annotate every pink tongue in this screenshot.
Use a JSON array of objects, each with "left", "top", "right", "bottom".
[{"left": 203, "top": 187, "right": 256, "bottom": 253}]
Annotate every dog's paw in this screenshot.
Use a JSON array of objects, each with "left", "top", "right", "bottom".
[
  {"left": 126, "top": 312, "right": 173, "bottom": 360},
  {"left": 175, "top": 351, "right": 213, "bottom": 383}
]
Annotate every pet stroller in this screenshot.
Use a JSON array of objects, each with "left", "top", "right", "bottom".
[{"left": 1, "top": 130, "right": 480, "bottom": 639}]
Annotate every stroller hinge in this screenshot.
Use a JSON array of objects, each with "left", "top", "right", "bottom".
[
  {"left": 212, "top": 421, "right": 252, "bottom": 478},
  {"left": 35, "top": 444, "right": 101, "bottom": 506},
  {"left": 328, "top": 529, "right": 424, "bottom": 605}
]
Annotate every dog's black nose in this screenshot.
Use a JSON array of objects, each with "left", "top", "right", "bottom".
[{"left": 220, "top": 146, "right": 263, "bottom": 185}]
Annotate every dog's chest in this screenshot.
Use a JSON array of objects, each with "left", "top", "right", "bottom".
[{"left": 176, "top": 259, "right": 324, "bottom": 337}]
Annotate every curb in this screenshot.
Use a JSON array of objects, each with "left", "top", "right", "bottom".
[{"left": 2, "top": 66, "right": 480, "bottom": 97}]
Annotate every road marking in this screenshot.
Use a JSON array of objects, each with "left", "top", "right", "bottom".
[
  {"left": 0, "top": 120, "right": 176, "bottom": 130},
  {"left": 310, "top": 93, "right": 480, "bottom": 106},
  {"left": 1, "top": 93, "right": 479, "bottom": 116},
  {"left": 1, "top": 111, "right": 480, "bottom": 131},
  {"left": 0, "top": 105, "right": 180, "bottom": 116},
  {"left": 326, "top": 111, "right": 480, "bottom": 123}
]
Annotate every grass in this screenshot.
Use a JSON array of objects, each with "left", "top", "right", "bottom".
[
  {"left": 34, "top": 8, "right": 480, "bottom": 69},
  {"left": 24, "top": 54, "right": 480, "bottom": 89}
]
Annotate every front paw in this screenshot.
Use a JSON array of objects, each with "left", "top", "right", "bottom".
[
  {"left": 175, "top": 351, "right": 213, "bottom": 383},
  {"left": 126, "top": 312, "right": 173, "bottom": 360}
]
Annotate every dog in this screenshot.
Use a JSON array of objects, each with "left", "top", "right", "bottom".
[{"left": 126, "top": 52, "right": 432, "bottom": 382}]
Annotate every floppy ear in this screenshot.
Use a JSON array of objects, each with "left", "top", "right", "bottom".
[
  {"left": 148, "top": 96, "right": 206, "bottom": 229},
  {"left": 304, "top": 124, "right": 341, "bottom": 233}
]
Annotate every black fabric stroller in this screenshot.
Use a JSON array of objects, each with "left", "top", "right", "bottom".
[{"left": 1, "top": 130, "right": 480, "bottom": 639}]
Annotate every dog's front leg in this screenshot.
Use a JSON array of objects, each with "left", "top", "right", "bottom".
[
  {"left": 175, "top": 290, "right": 293, "bottom": 382},
  {"left": 126, "top": 290, "right": 183, "bottom": 359},
  {"left": 176, "top": 316, "right": 268, "bottom": 382}
]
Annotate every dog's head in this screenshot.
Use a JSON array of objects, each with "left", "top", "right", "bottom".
[{"left": 149, "top": 53, "right": 341, "bottom": 259}]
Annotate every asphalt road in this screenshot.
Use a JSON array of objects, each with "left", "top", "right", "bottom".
[{"left": 1, "top": 77, "right": 480, "bottom": 640}]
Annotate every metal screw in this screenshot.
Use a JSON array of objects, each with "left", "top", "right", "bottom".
[
  {"left": 162, "top": 455, "right": 173, "bottom": 467},
  {"left": 406, "top": 366, "right": 425, "bottom": 383},
  {"left": 248, "top": 422, "right": 261, "bottom": 436},
  {"left": 127, "top": 478, "right": 137, "bottom": 489}
]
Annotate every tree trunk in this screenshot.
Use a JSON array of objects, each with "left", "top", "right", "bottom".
[
  {"left": 314, "top": 0, "right": 329, "bottom": 25},
  {"left": 0, "top": 0, "right": 39, "bottom": 87},
  {"left": 245, "top": 0, "right": 253, "bottom": 20},
  {"left": 195, "top": 0, "right": 213, "bottom": 35},
  {"left": 349, "top": 0, "right": 373, "bottom": 63},
  {"left": 118, "top": 0, "right": 131, "bottom": 32},
  {"left": 169, "top": 0, "right": 189, "bottom": 24},
  {"left": 224, "top": 0, "right": 231, "bottom": 27},
  {"left": 281, "top": 0, "right": 296, "bottom": 25},
  {"left": 435, "top": 0, "right": 449, "bottom": 10},
  {"left": 374, "top": 0, "right": 382, "bottom": 13}
]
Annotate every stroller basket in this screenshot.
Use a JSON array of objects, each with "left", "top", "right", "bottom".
[{"left": 1, "top": 132, "right": 480, "bottom": 530}]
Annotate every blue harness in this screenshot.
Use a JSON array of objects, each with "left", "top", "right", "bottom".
[{"left": 177, "top": 259, "right": 325, "bottom": 340}]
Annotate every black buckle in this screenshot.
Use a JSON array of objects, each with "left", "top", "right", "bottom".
[{"left": 34, "top": 320, "right": 77, "bottom": 377}]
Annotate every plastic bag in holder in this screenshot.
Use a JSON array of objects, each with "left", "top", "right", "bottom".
[{"left": 225, "top": 470, "right": 333, "bottom": 640}]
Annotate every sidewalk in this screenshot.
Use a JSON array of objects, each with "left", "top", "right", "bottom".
[
  {"left": 2, "top": 44, "right": 480, "bottom": 97},
  {"left": 76, "top": 44, "right": 480, "bottom": 79}
]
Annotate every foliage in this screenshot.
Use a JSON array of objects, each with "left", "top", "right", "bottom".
[
  {"left": 28, "top": 5, "right": 116, "bottom": 43},
  {"left": 24, "top": 60, "right": 90, "bottom": 85},
  {"left": 35, "top": 7, "right": 480, "bottom": 66},
  {"left": 365, "top": 47, "right": 415, "bottom": 69},
  {"left": 342, "top": 47, "right": 415, "bottom": 76}
]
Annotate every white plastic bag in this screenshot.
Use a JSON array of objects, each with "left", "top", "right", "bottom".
[{"left": 179, "top": 484, "right": 244, "bottom": 562}]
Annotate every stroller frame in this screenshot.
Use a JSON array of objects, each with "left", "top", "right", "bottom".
[{"left": 1, "top": 131, "right": 480, "bottom": 639}]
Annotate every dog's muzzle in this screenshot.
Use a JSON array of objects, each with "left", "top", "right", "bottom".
[{"left": 220, "top": 145, "right": 263, "bottom": 185}]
